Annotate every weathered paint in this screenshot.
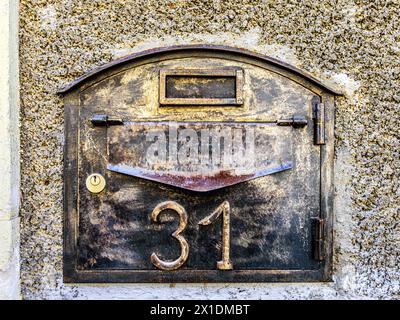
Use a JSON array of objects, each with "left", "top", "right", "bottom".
[{"left": 62, "top": 47, "right": 336, "bottom": 283}]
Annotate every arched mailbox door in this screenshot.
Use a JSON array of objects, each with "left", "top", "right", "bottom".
[{"left": 60, "top": 45, "right": 341, "bottom": 283}]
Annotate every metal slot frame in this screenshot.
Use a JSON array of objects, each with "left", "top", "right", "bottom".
[{"left": 159, "top": 68, "right": 244, "bottom": 106}]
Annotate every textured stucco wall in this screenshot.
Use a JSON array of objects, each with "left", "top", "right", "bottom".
[{"left": 19, "top": 0, "right": 399, "bottom": 299}]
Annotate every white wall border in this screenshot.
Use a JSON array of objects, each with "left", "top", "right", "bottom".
[{"left": 0, "top": 0, "right": 20, "bottom": 300}]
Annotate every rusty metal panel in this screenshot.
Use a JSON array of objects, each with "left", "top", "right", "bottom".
[{"left": 61, "top": 45, "right": 339, "bottom": 283}]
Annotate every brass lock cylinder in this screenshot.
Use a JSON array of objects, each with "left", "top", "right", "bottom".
[{"left": 86, "top": 173, "right": 106, "bottom": 194}]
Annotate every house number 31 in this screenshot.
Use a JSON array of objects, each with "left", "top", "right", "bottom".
[{"left": 150, "top": 200, "right": 233, "bottom": 271}]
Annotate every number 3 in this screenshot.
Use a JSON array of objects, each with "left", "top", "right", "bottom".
[{"left": 150, "top": 201, "right": 189, "bottom": 271}]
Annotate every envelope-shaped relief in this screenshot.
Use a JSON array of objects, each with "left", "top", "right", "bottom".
[{"left": 107, "top": 122, "right": 293, "bottom": 192}]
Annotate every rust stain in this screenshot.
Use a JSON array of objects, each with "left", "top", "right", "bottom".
[{"left": 107, "top": 163, "right": 292, "bottom": 192}]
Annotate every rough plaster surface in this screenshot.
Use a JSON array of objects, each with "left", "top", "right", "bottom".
[{"left": 19, "top": 0, "right": 399, "bottom": 299}]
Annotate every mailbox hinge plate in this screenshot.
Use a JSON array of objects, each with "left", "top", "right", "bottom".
[
  {"left": 313, "top": 218, "right": 325, "bottom": 261},
  {"left": 313, "top": 101, "right": 325, "bottom": 145},
  {"left": 91, "top": 114, "right": 123, "bottom": 126}
]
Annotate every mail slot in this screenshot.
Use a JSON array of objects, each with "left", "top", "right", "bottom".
[
  {"left": 59, "top": 45, "right": 341, "bottom": 283},
  {"left": 159, "top": 68, "right": 244, "bottom": 105}
]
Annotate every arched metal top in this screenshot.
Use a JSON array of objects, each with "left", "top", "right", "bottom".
[{"left": 58, "top": 44, "right": 343, "bottom": 95}]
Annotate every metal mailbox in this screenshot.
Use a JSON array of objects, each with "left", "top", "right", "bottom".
[{"left": 60, "top": 45, "right": 342, "bottom": 283}]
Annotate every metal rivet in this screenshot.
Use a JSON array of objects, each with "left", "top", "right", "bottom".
[{"left": 86, "top": 173, "right": 106, "bottom": 194}]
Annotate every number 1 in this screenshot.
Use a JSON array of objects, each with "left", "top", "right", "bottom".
[{"left": 198, "top": 200, "right": 233, "bottom": 270}]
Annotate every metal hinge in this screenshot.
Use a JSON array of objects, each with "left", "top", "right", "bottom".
[
  {"left": 312, "top": 218, "right": 325, "bottom": 261},
  {"left": 312, "top": 99, "right": 325, "bottom": 145},
  {"left": 277, "top": 115, "right": 308, "bottom": 128},
  {"left": 90, "top": 114, "right": 123, "bottom": 126}
]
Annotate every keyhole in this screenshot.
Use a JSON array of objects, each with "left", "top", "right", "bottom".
[{"left": 91, "top": 175, "right": 100, "bottom": 186}]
